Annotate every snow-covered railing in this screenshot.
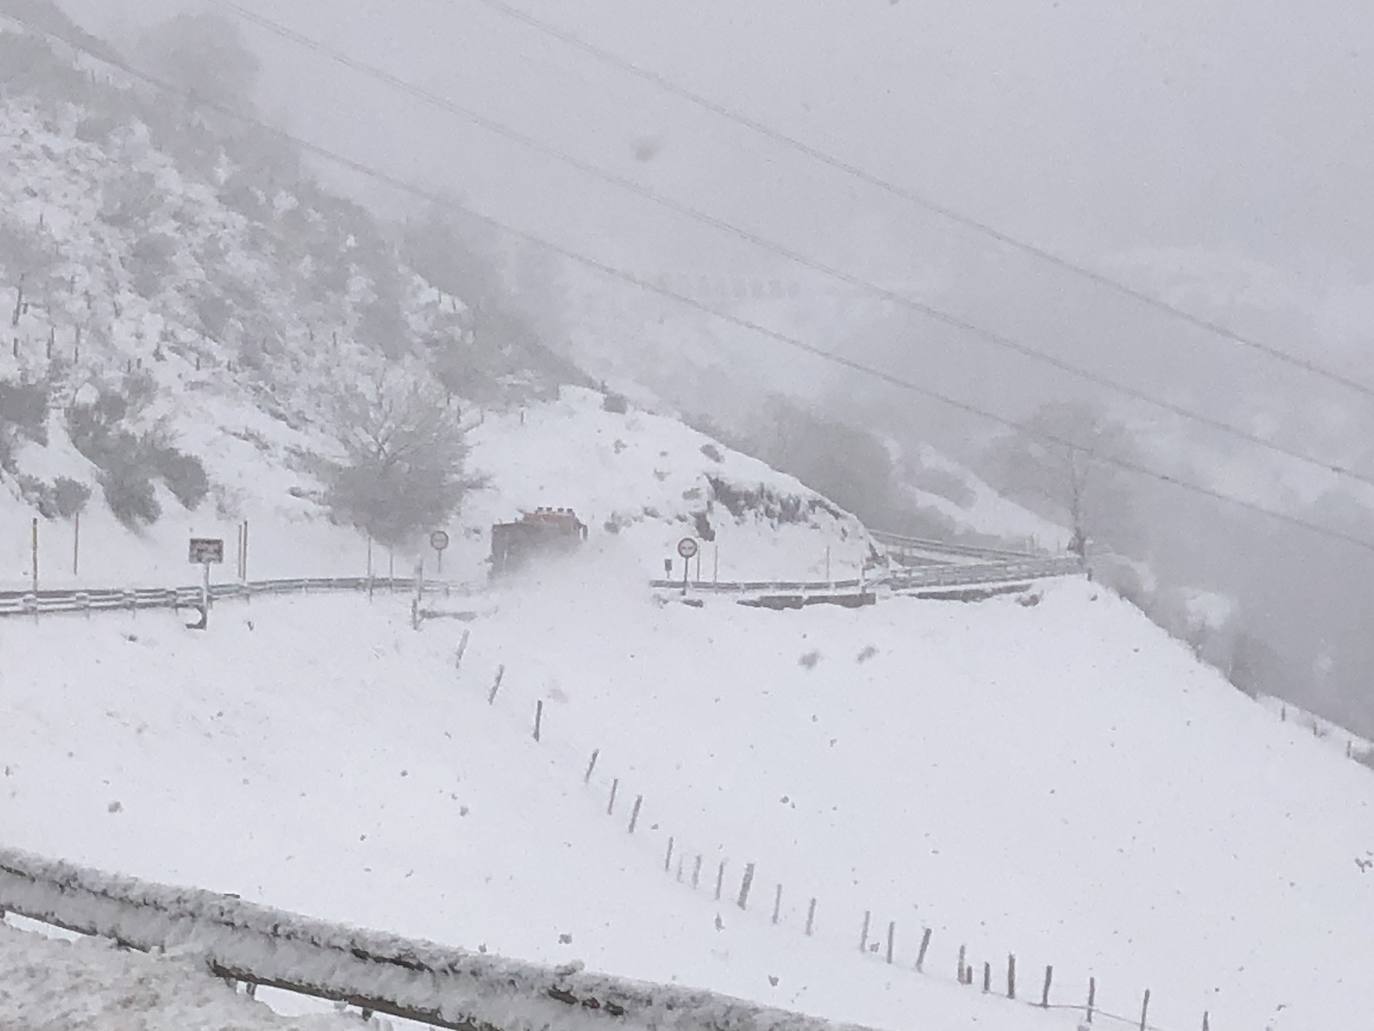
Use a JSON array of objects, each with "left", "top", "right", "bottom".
[
  {"left": 885, "top": 557, "right": 1085, "bottom": 591},
  {"left": 0, "top": 846, "right": 889, "bottom": 1031},
  {"left": 869, "top": 530, "right": 1044, "bottom": 563},
  {"left": 651, "top": 558, "right": 1083, "bottom": 597},
  {"left": 0, "top": 577, "right": 460, "bottom": 619}
]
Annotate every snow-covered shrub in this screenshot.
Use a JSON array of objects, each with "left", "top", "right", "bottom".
[
  {"left": 13, "top": 474, "right": 89, "bottom": 519},
  {"left": 99, "top": 458, "right": 161, "bottom": 526},
  {"left": 129, "top": 232, "right": 180, "bottom": 298},
  {"left": 151, "top": 446, "right": 208, "bottom": 509}
]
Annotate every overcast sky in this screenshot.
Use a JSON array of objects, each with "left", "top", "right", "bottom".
[{"left": 53, "top": 0, "right": 1374, "bottom": 451}]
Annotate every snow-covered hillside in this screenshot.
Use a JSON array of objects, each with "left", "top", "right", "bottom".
[
  {"left": 0, "top": 24, "right": 877, "bottom": 590},
  {"left": 0, "top": 384, "right": 875, "bottom": 588},
  {"left": 3, "top": 575, "right": 1370, "bottom": 1030}
]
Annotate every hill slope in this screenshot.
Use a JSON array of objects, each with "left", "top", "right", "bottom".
[{"left": 3, "top": 574, "right": 1370, "bottom": 1030}]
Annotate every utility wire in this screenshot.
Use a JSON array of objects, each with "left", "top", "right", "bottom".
[
  {"left": 11, "top": 11, "right": 1374, "bottom": 557},
  {"left": 210, "top": 0, "right": 1374, "bottom": 490},
  {"left": 465, "top": 0, "right": 1374, "bottom": 402}
]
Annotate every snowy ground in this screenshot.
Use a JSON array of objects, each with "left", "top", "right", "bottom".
[
  {"left": 0, "top": 919, "right": 356, "bottom": 1030},
  {"left": 3, "top": 566, "right": 1370, "bottom": 1030}
]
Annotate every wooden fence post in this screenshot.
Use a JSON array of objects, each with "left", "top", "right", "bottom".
[
  {"left": 664, "top": 837, "right": 674, "bottom": 873},
  {"left": 1139, "top": 989, "right": 1150, "bottom": 1031},
  {"left": 1041, "top": 965, "right": 1053, "bottom": 1008},
  {"left": 915, "top": 927, "right": 932, "bottom": 972},
  {"left": 885, "top": 921, "right": 895, "bottom": 965},
  {"left": 533, "top": 700, "right": 543, "bottom": 742},
  {"left": 675, "top": 855, "right": 684, "bottom": 883},
  {"left": 805, "top": 898, "right": 816, "bottom": 937},
  {"left": 715, "top": 860, "right": 726, "bottom": 901},
  {"left": 628, "top": 794, "right": 643, "bottom": 833},
  {"left": 982, "top": 961, "right": 991, "bottom": 993},
  {"left": 772, "top": 884, "right": 782, "bottom": 925},
  {"left": 692, "top": 855, "right": 702, "bottom": 889},
  {"left": 736, "top": 863, "right": 755, "bottom": 910},
  {"left": 1007, "top": 953, "right": 1016, "bottom": 999},
  {"left": 957, "top": 944, "right": 966, "bottom": 983},
  {"left": 1087, "top": 976, "right": 1096, "bottom": 1023},
  {"left": 607, "top": 778, "right": 619, "bottom": 815},
  {"left": 1201, "top": 1010, "right": 1209, "bottom": 1031},
  {"left": 584, "top": 749, "right": 600, "bottom": 784},
  {"left": 455, "top": 629, "right": 470, "bottom": 670},
  {"left": 859, "top": 910, "right": 871, "bottom": 953},
  {"left": 487, "top": 665, "right": 504, "bottom": 705}
]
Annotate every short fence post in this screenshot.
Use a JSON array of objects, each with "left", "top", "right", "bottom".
[
  {"left": 859, "top": 910, "right": 871, "bottom": 953},
  {"left": 957, "top": 944, "right": 966, "bottom": 983},
  {"left": 772, "top": 884, "right": 782, "bottom": 925},
  {"left": 455, "top": 629, "right": 470, "bottom": 670},
  {"left": 675, "top": 855, "right": 684, "bottom": 882},
  {"left": 1041, "top": 965, "right": 1053, "bottom": 1008},
  {"left": 487, "top": 665, "right": 504, "bottom": 705},
  {"left": 607, "top": 778, "right": 619, "bottom": 815},
  {"left": 1007, "top": 953, "right": 1017, "bottom": 1000},
  {"left": 1087, "top": 976, "right": 1096, "bottom": 1023},
  {"left": 1201, "top": 1011, "right": 1209, "bottom": 1031},
  {"left": 584, "top": 749, "right": 600, "bottom": 784},
  {"left": 628, "top": 794, "right": 643, "bottom": 833},
  {"left": 533, "top": 700, "right": 543, "bottom": 742},
  {"left": 885, "top": 921, "right": 895, "bottom": 965},
  {"left": 982, "top": 961, "right": 991, "bottom": 993},
  {"left": 915, "top": 927, "right": 932, "bottom": 972},
  {"left": 664, "top": 836, "right": 674, "bottom": 873},
  {"left": 715, "top": 860, "right": 726, "bottom": 901},
  {"left": 805, "top": 897, "right": 816, "bottom": 937},
  {"left": 737, "top": 863, "right": 755, "bottom": 910},
  {"left": 692, "top": 855, "right": 702, "bottom": 889},
  {"left": 1139, "top": 989, "right": 1150, "bottom": 1031}
]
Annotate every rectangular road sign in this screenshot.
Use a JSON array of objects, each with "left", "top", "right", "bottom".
[{"left": 189, "top": 538, "right": 225, "bottom": 564}]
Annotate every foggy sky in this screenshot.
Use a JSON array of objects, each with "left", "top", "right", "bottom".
[{"left": 54, "top": 0, "right": 1374, "bottom": 456}]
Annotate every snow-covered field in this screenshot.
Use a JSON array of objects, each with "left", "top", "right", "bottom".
[{"left": 3, "top": 568, "right": 1370, "bottom": 1030}]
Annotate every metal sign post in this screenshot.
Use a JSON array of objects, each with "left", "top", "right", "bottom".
[
  {"left": 429, "top": 529, "right": 450, "bottom": 576},
  {"left": 187, "top": 538, "right": 224, "bottom": 630},
  {"left": 677, "top": 537, "right": 699, "bottom": 596}
]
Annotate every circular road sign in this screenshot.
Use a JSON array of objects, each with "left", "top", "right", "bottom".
[
  {"left": 429, "top": 530, "right": 451, "bottom": 552},
  {"left": 677, "top": 537, "right": 699, "bottom": 560}
]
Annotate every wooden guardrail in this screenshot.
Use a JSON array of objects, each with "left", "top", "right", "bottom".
[{"left": 0, "top": 846, "right": 891, "bottom": 1031}]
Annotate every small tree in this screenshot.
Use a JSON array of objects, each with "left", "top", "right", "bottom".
[
  {"left": 325, "top": 369, "right": 472, "bottom": 547},
  {"left": 983, "top": 401, "right": 1140, "bottom": 556}
]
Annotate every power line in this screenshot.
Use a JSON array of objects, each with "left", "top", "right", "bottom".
[
  {"left": 11, "top": 11, "right": 1374, "bottom": 558},
  {"left": 464, "top": 0, "right": 1374, "bottom": 402},
  {"left": 209, "top": 0, "right": 1374, "bottom": 491}
]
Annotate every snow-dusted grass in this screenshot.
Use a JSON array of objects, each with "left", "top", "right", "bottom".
[{"left": 3, "top": 573, "right": 1370, "bottom": 1029}]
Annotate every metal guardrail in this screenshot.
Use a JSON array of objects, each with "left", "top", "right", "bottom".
[
  {"left": 0, "top": 577, "right": 459, "bottom": 619},
  {"left": 652, "top": 557, "right": 1083, "bottom": 597},
  {"left": 869, "top": 529, "right": 1044, "bottom": 563},
  {"left": 0, "top": 845, "right": 889, "bottom": 1031}
]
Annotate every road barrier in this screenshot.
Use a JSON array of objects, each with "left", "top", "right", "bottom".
[
  {"left": 0, "top": 577, "right": 462, "bottom": 619},
  {"left": 0, "top": 845, "right": 889, "bottom": 1031}
]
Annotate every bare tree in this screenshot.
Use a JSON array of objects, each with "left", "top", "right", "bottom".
[
  {"left": 324, "top": 368, "right": 474, "bottom": 547},
  {"left": 983, "top": 401, "right": 1140, "bottom": 556}
]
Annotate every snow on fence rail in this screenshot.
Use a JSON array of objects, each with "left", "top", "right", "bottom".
[
  {"left": 0, "top": 577, "right": 457, "bottom": 619},
  {"left": 0, "top": 846, "right": 890, "bottom": 1031},
  {"left": 868, "top": 530, "right": 1044, "bottom": 563},
  {"left": 650, "top": 558, "right": 1084, "bottom": 597}
]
